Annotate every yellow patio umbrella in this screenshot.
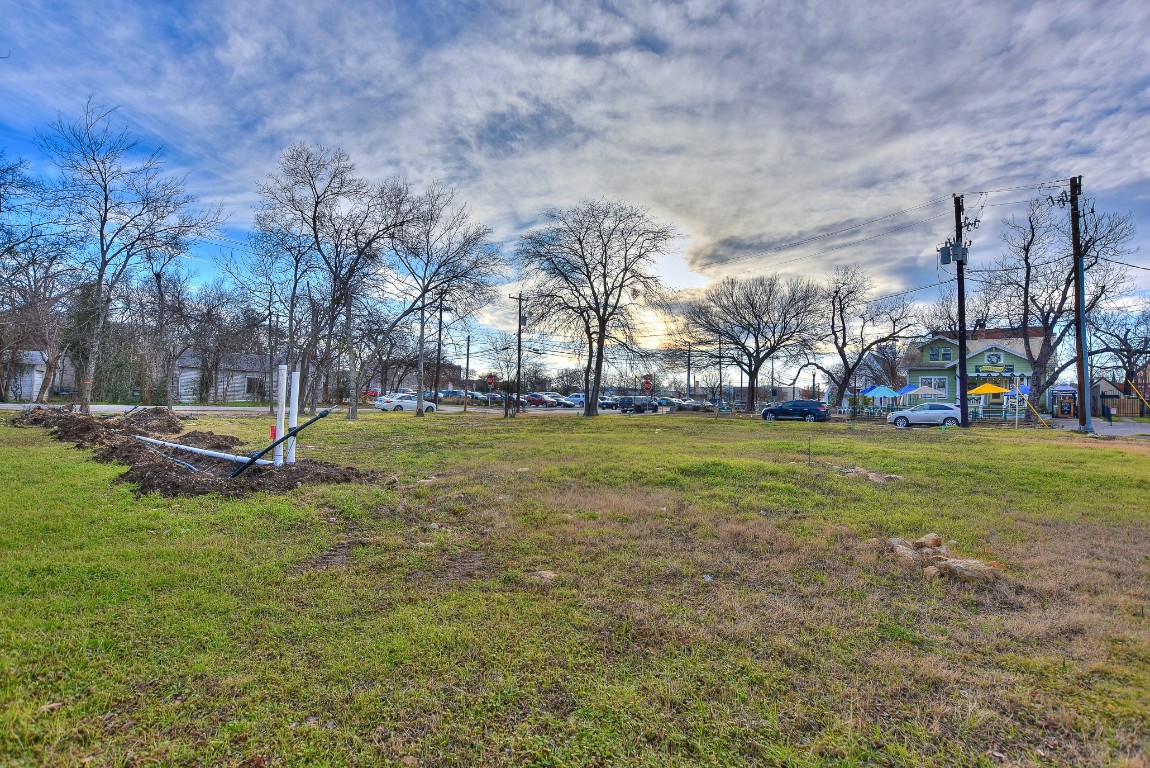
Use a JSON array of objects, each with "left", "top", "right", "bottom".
[{"left": 968, "top": 382, "right": 1011, "bottom": 395}]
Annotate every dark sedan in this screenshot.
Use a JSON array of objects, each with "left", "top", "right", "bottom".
[{"left": 761, "top": 400, "right": 830, "bottom": 422}]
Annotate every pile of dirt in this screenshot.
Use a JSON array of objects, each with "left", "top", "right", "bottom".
[
  {"left": 10, "top": 406, "right": 374, "bottom": 498},
  {"left": 120, "top": 407, "right": 185, "bottom": 434},
  {"left": 867, "top": 532, "right": 1006, "bottom": 582}
]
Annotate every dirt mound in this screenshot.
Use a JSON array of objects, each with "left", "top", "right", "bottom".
[
  {"left": 178, "top": 430, "right": 244, "bottom": 451},
  {"left": 120, "top": 407, "right": 185, "bottom": 434},
  {"left": 10, "top": 407, "right": 374, "bottom": 498}
]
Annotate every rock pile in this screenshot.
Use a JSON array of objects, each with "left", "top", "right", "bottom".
[{"left": 867, "top": 533, "right": 1004, "bottom": 582}]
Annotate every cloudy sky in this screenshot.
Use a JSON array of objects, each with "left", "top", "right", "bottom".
[{"left": 3, "top": 0, "right": 1149, "bottom": 317}]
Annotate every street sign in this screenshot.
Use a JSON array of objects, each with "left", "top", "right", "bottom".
[
  {"left": 643, "top": 380, "right": 652, "bottom": 393},
  {"left": 486, "top": 374, "right": 495, "bottom": 388},
  {"left": 642, "top": 373, "right": 652, "bottom": 381}
]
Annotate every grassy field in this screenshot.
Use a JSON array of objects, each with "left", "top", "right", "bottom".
[{"left": 1, "top": 411, "right": 1148, "bottom": 767}]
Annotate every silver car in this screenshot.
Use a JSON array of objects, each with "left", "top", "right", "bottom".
[
  {"left": 376, "top": 393, "right": 435, "bottom": 412},
  {"left": 887, "top": 403, "right": 960, "bottom": 427}
]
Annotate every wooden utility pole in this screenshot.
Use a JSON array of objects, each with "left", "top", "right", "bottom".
[
  {"left": 511, "top": 293, "right": 524, "bottom": 416},
  {"left": 686, "top": 342, "right": 691, "bottom": 400},
  {"left": 1069, "top": 176, "right": 1094, "bottom": 433},
  {"left": 432, "top": 299, "right": 444, "bottom": 406},
  {"left": 954, "top": 194, "right": 970, "bottom": 428}
]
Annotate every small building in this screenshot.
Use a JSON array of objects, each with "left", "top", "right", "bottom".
[
  {"left": 2, "top": 351, "right": 47, "bottom": 401},
  {"left": 905, "top": 328, "right": 1050, "bottom": 416},
  {"left": 172, "top": 352, "right": 283, "bottom": 403},
  {"left": 1, "top": 351, "right": 77, "bottom": 402}
]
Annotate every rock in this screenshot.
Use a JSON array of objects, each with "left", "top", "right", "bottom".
[
  {"left": 385, "top": 475, "right": 399, "bottom": 487},
  {"left": 401, "top": 757, "right": 419, "bottom": 768},
  {"left": 427, "top": 522, "right": 440, "bottom": 531},
  {"left": 922, "top": 566, "right": 941, "bottom": 580},
  {"left": 526, "top": 570, "right": 557, "bottom": 584},
  {"left": 936, "top": 558, "right": 1002, "bottom": 582},
  {"left": 915, "top": 533, "right": 944, "bottom": 549},
  {"left": 893, "top": 544, "right": 921, "bottom": 562}
]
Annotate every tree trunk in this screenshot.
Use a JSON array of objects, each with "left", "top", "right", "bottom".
[
  {"left": 416, "top": 304, "right": 426, "bottom": 416},
  {"left": 345, "top": 292, "right": 358, "bottom": 421}
]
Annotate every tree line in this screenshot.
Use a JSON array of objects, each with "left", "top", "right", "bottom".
[{"left": 2, "top": 101, "right": 1144, "bottom": 417}]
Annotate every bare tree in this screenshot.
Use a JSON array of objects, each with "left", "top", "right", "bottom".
[
  {"left": 1090, "top": 300, "right": 1150, "bottom": 394},
  {"left": 680, "top": 275, "right": 821, "bottom": 413},
  {"left": 980, "top": 198, "right": 1133, "bottom": 407},
  {"left": 815, "top": 266, "right": 917, "bottom": 406},
  {"left": 37, "top": 99, "right": 220, "bottom": 414},
  {"left": 385, "top": 183, "right": 499, "bottom": 415},
  {"left": 257, "top": 143, "right": 412, "bottom": 420},
  {"left": 859, "top": 342, "right": 909, "bottom": 389},
  {"left": 518, "top": 199, "right": 674, "bottom": 416}
]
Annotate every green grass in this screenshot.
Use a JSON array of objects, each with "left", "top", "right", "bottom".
[{"left": 1, "top": 412, "right": 1148, "bottom": 766}]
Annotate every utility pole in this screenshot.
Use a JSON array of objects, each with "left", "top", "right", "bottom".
[
  {"left": 686, "top": 342, "right": 691, "bottom": 400},
  {"left": 511, "top": 293, "right": 524, "bottom": 417},
  {"left": 954, "top": 194, "right": 970, "bottom": 428},
  {"left": 432, "top": 299, "right": 444, "bottom": 406},
  {"left": 1069, "top": 176, "right": 1094, "bottom": 433},
  {"left": 716, "top": 335, "right": 721, "bottom": 419},
  {"left": 463, "top": 335, "right": 470, "bottom": 413}
]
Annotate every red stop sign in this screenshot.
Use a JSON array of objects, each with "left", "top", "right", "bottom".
[
  {"left": 643, "top": 380, "right": 652, "bottom": 392},
  {"left": 486, "top": 374, "right": 495, "bottom": 388}
]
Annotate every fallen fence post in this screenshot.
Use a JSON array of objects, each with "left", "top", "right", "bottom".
[{"left": 133, "top": 436, "right": 273, "bottom": 466}]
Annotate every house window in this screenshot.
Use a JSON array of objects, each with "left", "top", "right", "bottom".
[
  {"left": 929, "top": 348, "right": 940, "bottom": 361},
  {"left": 940, "top": 348, "right": 952, "bottom": 361},
  {"left": 919, "top": 376, "right": 947, "bottom": 398},
  {"left": 246, "top": 377, "right": 265, "bottom": 398}
]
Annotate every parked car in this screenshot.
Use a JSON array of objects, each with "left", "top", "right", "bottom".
[
  {"left": 656, "top": 397, "right": 682, "bottom": 410},
  {"left": 542, "top": 392, "right": 576, "bottom": 407},
  {"left": 566, "top": 393, "right": 586, "bottom": 406},
  {"left": 678, "top": 399, "right": 700, "bottom": 411},
  {"left": 376, "top": 393, "right": 435, "bottom": 412},
  {"left": 617, "top": 396, "right": 659, "bottom": 413},
  {"left": 760, "top": 399, "right": 829, "bottom": 422},
  {"left": 598, "top": 396, "right": 619, "bottom": 409},
  {"left": 886, "top": 403, "right": 961, "bottom": 427},
  {"left": 525, "top": 392, "right": 557, "bottom": 407}
]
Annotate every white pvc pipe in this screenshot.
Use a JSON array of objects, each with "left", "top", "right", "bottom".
[
  {"left": 134, "top": 435, "right": 272, "bottom": 465},
  {"left": 287, "top": 369, "right": 300, "bottom": 464},
  {"left": 274, "top": 364, "right": 288, "bottom": 467}
]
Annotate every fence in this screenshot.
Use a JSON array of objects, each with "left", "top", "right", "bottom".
[{"left": 1105, "top": 397, "right": 1146, "bottom": 417}]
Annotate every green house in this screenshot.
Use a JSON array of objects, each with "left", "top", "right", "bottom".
[{"left": 905, "top": 329, "right": 1046, "bottom": 415}]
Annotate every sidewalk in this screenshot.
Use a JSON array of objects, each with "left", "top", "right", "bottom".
[{"left": 1049, "top": 417, "right": 1150, "bottom": 437}]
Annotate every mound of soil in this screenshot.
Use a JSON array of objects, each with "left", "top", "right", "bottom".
[{"left": 10, "top": 406, "right": 374, "bottom": 498}]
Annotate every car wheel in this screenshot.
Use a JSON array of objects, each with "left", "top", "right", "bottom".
[
  {"left": 426, "top": 405, "right": 435, "bottom": 412},
  {"left": 943, "top": 417, "right": 958, "bottom": 426},
  {"left": 764, "top": 412, "right": 776, "bottom": 421},
  {"left": 894, "top": 416, "right": 909, "bottom": 428},
  {"left": 394, "top": 405, "right": 403, "bottom": 412},
  {"left": 804, "top": 414, "right": 816, "bottom": 422}
]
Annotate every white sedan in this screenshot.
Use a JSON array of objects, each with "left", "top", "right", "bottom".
[
  {"left": 375, "top": 393, "right": 435, "bottom": 412},
  {"left": 886, "top": 403, "right": 960, "bottom": 427}
]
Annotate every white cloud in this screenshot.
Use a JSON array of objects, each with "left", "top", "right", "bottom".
[{"left": 1, "top": 0, "right": 1148, "bottom": 300}]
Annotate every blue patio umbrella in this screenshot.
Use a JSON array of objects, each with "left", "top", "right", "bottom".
[
  {"left": 859, "top": 385, "right": 877, "bottom": 395},
  {"left": 896, "top": 384, "right": 918, "bottom": 395},
  {"left": 865, "top": 385, "right": 901, "bottom": 400}
]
